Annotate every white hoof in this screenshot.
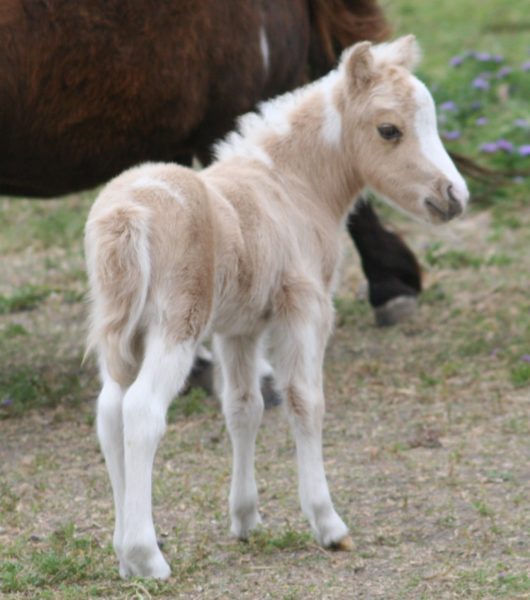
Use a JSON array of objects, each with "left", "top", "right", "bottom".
[
  {"left": 119, "top": 559, "right": 133, "bottom": 579},
  {"left": 309, "top": 507, "right": 349, "bottom": 548},
  {"left": 122, "top": 542, "right": 171, "bottom": 580},
  {"left": 231, "top": 509, "right": 262, "bottom": 540}
]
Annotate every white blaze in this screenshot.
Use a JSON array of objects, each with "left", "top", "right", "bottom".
[{"left": 412, "top": 77, "right": 469, "bottom": 206}]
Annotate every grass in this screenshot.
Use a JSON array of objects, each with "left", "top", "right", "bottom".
[
  {"left": 1, "top": 0, "right": 530, "bottom": 598},
  {"left": 168, "top": 387, "right": 213, "bottom": 421},
  {"left": 0, "top": 285, "right": 53, "bottom": 315},
  {"left": 0, "top": 363, "right": 83, "bottom": 418},
  {"left": 0, "top": 524, "right": 113, "bottom": 595}
]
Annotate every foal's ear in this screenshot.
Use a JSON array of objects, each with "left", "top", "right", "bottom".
[
  {"left": 376, "top": 35, "right": 422, "bottom": 70},
  {"left": 344, "top": 41, "right": 375, "bottom": 91}
]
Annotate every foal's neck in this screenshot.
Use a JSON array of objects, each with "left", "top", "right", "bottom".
[{"left": 215, "top": 70, "right": 363, "bottom": 222}]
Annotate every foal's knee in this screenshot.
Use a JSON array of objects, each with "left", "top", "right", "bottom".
[
  {"left": 286, "top": 386, "right": 324, "bottom": 429},
  {"left": 222, "top": 390, "right": 263, "bottom": 430}
]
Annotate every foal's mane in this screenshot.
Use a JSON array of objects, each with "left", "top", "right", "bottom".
[{"left": 308, "top": 0, "right": 391, "bottom": 77}]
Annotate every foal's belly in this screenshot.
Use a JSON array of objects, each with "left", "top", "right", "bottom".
[{"left": 210, "top": 295, "right": 272, "bottom": 338}]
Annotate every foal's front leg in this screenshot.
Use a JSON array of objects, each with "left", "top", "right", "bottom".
[
  {"left": 273, "top": 313, "right": 351, "bottom": 549},
  {"left": 214, "top": 334, "right": 264, "bottom": 539}
]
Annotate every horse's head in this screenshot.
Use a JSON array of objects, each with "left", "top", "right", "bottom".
[{"left": 342, "top": 36, "right": 469, "bottom": 223}]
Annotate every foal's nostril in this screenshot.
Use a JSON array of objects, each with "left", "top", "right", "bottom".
[{"left": 446, "top": 185, "right": 463, "bottom": 218}]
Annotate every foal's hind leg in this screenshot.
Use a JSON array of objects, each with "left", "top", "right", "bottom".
[
  {"left": 121, "top": 334, "right": 196, "bottom": 579},
  {"left": 96, "top": 366, "right": 129, "bottom": 577},
  {"left": 214, "top": 334, "right": 264, "bottom": 539},
  {"left": 271, "top": 305, "right": 350, "bottom": 549}
]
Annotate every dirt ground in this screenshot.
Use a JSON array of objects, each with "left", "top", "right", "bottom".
[{"left": 1, "top": 191, "right": 529, "bottom": 598}]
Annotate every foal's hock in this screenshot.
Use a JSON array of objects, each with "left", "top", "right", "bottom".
[{"left": 85, "top": 36, "right": 468, "bottom": 579}]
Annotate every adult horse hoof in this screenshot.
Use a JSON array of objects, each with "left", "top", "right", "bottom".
[
  {"left": 185, "top": 355, "right": 214, "bottom": 394},
  {"left": 374, "top": 295, "right": 418, "bottom": 327},
  {"left": 186, "top": 359, "right": 282, "bottom": 409},
  {"left": 261, "top": 375, "right": 283, "bottom": 409},
  {"left": 329, "top": 535, "right": 354, "bottom": 551}
]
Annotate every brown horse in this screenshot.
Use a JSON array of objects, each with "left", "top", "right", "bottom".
[
  {"left": 0, "top": 0, "right": 389, "bottom": 196},
  {"left": 0, "top": 0, "right": 419, "bottom": 333}
]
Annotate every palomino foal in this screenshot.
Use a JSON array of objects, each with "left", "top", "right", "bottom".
[{"left": 85, "top": 36, "right": 468, "bottom": 579}]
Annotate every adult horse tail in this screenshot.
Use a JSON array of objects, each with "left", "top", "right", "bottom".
[
  {"left": 84, "top": 200, "right": 151, "bottom": 386},
  {"left": 308, "top": 0, "right": 391, "bottom": 76}
]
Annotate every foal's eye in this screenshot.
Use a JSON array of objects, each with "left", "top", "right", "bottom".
[{"left": 377, "top": 123, "right": 402, "bottom": 141}]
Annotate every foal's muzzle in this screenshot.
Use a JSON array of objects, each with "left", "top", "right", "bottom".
[{"left": 424, "top": 185, "right": 465, "bottom": 223}]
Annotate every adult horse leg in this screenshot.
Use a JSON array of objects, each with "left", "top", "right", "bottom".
[{"left": 347, "top": 199, "right": 422, "bottom": 327}]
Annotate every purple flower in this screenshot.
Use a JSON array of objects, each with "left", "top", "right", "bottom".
[
  {"left": 497, "top": 66, "right": 512, "bottom": 78},
  {"left": 443, "top": 130, "right": 461, "bottom": 141},
  {"left": 449, "top": 55, "right": 464, "bottom": 67},
  {"left": 492, "top": 54, "right": 504, "bottom": 63},
  {"left": 472, "top": 77, "right": 490, "bottom": 90},
  {"left": 521, "top": 354, "right": 530, "bottom": 363},
  {"left": 480, "top": 142, "right": 499, "bottom": 153},
  {"left": 470, "top": 101, "right": 482, "bottom": 110},
  {"left": 513, "top": 118, "right": 529, "bottom": 128},
  {"left": 474, "top": 52, "right": 492, "bottom": 61},
  {"left": 1, "top": 397, "right": 13, "bottom": 407},
  {"left": 522, "top": 61, "right": 530, "bottom": 72},
  {"left": 475, "top": 117, "right": 488, "bottom": 126},
  {"left": 440, "top": 101, "right": 458, "bottom": 111},
  {"left": 519, "top": 145, "right": 530, "bottom": 157},
  {"left": 496, "top": 139, "right": 514, "bottom": 152}
]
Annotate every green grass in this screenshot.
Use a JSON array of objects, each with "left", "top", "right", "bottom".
[
  {"left": 243, "top": 529, "right": 313, "bottom": 554},
  {"left": 425, "top": 243, "right": 514, "bottom": 269},
  {"left": 0, "top": 285, "right": 53, "bottom": 315},
  {"left": 510, "top": 362, "right": 530, "bottom": 387},
  {"left": 167, "top": 387, "right": 212, "bottom": 421},
  {"left": 0, "top": 524, "right": 112, "bottom": 594},
  {"left": 0, "top": 364, "right": 83, "bottom": 418},
  {"left": 455, "top": 567, "right": 530, "bottom": 598},
  {"left": 0, "top": 193, "right": 94, "bottom": 254}
]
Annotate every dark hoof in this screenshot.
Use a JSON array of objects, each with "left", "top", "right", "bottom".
[
  {"left": 185, "top": 357, "right": 214, "bottom": 395},
  {"left": 374, "top": 295, "right": 418, "bottom": 327},
  {"left": 261, "top": 375, "right": 283, "bottom": 409},
  {"left": 185, "top": 357, "right": 282, "bottom": 409}
]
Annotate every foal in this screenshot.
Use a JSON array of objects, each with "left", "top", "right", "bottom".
[{"left": 85, "top": 36, "right": 468, "bottom": 579}]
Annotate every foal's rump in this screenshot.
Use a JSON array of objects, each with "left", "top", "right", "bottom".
[{"left": 85, "top": 164, "right": 215, "bottom": 386}]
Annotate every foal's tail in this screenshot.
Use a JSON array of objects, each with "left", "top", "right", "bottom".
[{"left": 85, "top": 201, "right": 151, "bottom": 386}]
